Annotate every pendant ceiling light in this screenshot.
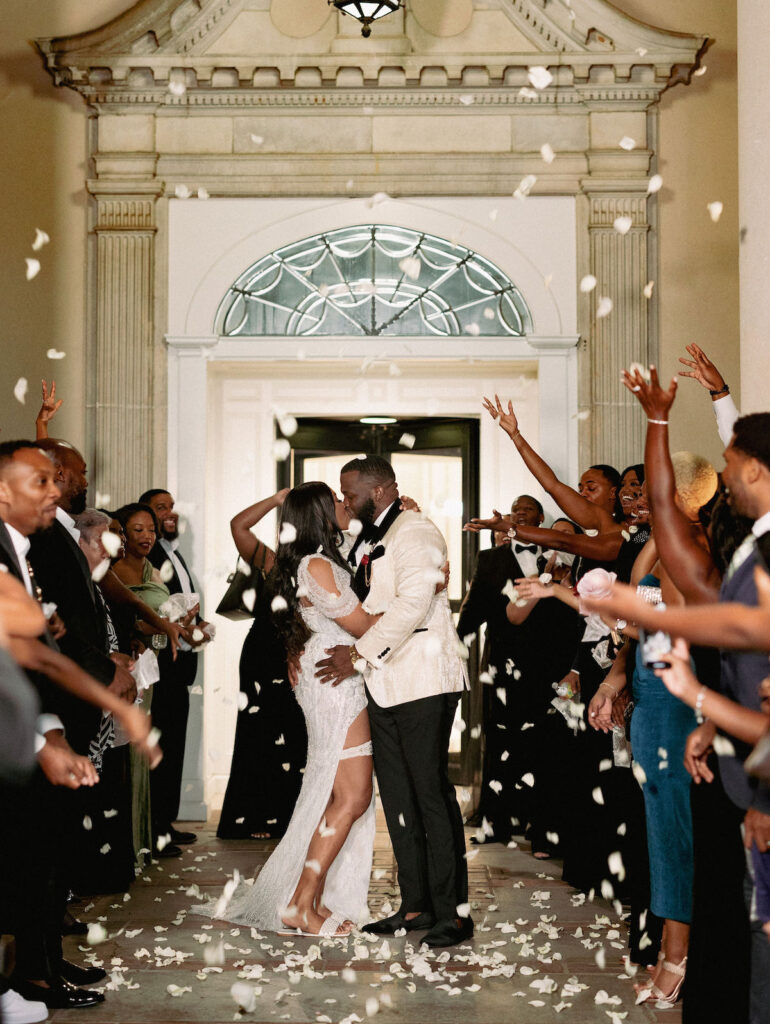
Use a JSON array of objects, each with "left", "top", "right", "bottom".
[{"left": 328, "top": 1, "right": 404, "bottom": 38}]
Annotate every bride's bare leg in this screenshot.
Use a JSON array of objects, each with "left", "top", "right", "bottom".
[{"left": 282, "top": 710, "right": 372, "bottom": 934}]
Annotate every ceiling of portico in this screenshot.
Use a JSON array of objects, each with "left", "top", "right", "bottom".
[{"left": 37, "top": 0, "right": 708, "bottom": 104}]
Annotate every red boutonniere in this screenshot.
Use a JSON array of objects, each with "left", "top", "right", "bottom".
[{"left": 361, "top": 554, "right": 370, "bottom": 566}]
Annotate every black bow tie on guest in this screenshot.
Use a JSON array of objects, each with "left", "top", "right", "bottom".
[{"left": 514, "top": 543, "right": 539, "bottom": 556}]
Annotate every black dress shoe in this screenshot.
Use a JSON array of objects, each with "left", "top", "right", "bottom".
[
  {"left": 422, "top": 916, "right": 474, "bottom": 948},
  {"left": 362, "top": 911, "right": 436, "bottom": 935},
  {"left": 14, "top": 980, "right": 105, "bottom": 1009},
  {"left": 153, "top": 842, "right": 182, "bottom": 859},
  {"left": 61, "top": 910, "right": 88, "bottom": 936},
  {"left": 60, "top": 960, "right": 108, "bottom": 986},
  {"left": 169, "top": 827, "right": 197, "bottom": 844}
]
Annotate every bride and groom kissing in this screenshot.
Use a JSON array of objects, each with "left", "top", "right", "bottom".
[{"left": 205, "top": 456, "right": 473, "bottom": 949}]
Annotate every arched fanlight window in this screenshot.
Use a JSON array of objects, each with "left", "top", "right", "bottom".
[{"left": 217, "top": 225, "right": 532, "bottom": 338}]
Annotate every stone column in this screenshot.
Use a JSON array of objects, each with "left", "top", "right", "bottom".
[
  {"left": 586, "top": 191, "right": 650, "bottom": 468},
  {"left": 738, "top": 0, "right": 770, "bottom": 413},
  {"left": 88, "top": 183, "right": 163, "bottom": 503}
]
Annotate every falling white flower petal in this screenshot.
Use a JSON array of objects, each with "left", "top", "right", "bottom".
[
  {"left": 399, "top": 256, "right": 421, "bottom": 280},
  {"left": 619, "top": 136, "right": 636, "bottom": 151},
  {"left": 279, "top": 522, "right": 297, "bottom": 544},
  {"left": 540, "top": 143, "right": 555, "bottom": 164},
  {"left": 250, "top": 134, "right": 264, "bottom": 145},
  {"left": 272, "top": 438, "right": 291, "bottom": 461},
  {"left": 398, "top": 433, "right": 416, "bottom": 449},
  {"left": 87, "top": 922, "right": 108, "bottom": 945},
  {"left": 643, "top": 280, "right": 655, "bottom": 299},
  {"left": 26, "top": 258, "right": 41, "bottom": 280},
  {"left": 159, "top": 559, "right": 174, "bottom": 582},
  {"left": 613, "top": 215, "right": 632, "bottom": 235},
  {"left": 647, "top": 174, "right": 663, "bottom": 194},
  {"left": 347, "top": 518, "right": 363, "bottom": 537},
  {"left": 46, "top": 348, "right": 66, "bottom": 360},
  {"left": 456, "top": 902, "right": 471, "bottom": 918},
  {"left": 231, "top": 982, "right": 258, "bottom": 1013},
  {"left": 580, "top": 274, "right": 597, "bottom": 293},
  {"left": 592, "top": 786, "right": 605, "bottom": 805},
  {"left": 13, "top": 378, "right": 28, "bottom": 404},
  {"left": 458, "top": 94, "right": 475, "bottom": 106},
  {"left": 707, "top": 201, "right": 723, "bottom": 222},
  {"left": 528, "top": 66, "right": 553, "bottom": 90},
  {"left": 596, "top": 296, "right": 613, "bottom": 319},
  {"left": 513, "top": 174, "right": 537, "bottom": 201},
  {"left": 174, "top": 184, "right": 192, "bottom": 199},
  {"left": 168, "top": 80, "right": 187, "bottom": 97},
  {"left": 270, "top": 595, "right": 288, "bottom": 612},
  {"left": 197, "top": 187, "right": 209, "bottom": 200},
  {"left": 32, "top": 228, "right": 50, "bottom": 251}
]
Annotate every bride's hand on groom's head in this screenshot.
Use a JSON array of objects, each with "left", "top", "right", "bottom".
[{"left": 399, "top": 494, "right": 421, "bottom": 513}]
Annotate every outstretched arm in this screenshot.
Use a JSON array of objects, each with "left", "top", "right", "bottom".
[
  {"left": 656, "top": 639, "right": 769, "bottom": 746},
  {"left": 678, "top": 343, "right": 740, "bottom": 447},
  {"left": 483, "top": 394, "right": 617, "bottom": 532},
  {"left": 622, "top": 365, "right": 719, "bottom": 605},
  {"left": 35, "top": 379, "right": 63, "bottom": 440},
  {"left": 230, "top": 489, "right": 289, "bottom": 569}
]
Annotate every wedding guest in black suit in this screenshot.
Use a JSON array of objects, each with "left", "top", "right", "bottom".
[
  {"left": 457, "top": 494, "right": 551, "bottom": 845},
  {"left": 140, "top": 489, "right": 208, "bottom": 849},
  {"left": 0, "top": 440, "right": 106, "bottom": 1011}
]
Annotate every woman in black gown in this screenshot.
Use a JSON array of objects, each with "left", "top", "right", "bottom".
[{"left": 217, "top": 490, "right": 307, "bottom": 840}]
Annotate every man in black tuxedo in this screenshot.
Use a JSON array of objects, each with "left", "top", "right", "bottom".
[
  {"left": 139, "top": 489, "right": 206, "bottom": 850},
  {"left": 0, "top": 440, "right": 106, "bottom": 1011},
  {"left": 457, "top": 494, "right": 552, "bottom": 844}
]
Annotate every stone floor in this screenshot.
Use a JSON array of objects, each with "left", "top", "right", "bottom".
[{"left": 56, "top": 810, "right": 680, "bottom": 1024}]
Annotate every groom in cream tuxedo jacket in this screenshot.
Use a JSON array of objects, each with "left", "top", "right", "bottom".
[{"left": 317, "top": 456, "right": 471, "bottom": 948}]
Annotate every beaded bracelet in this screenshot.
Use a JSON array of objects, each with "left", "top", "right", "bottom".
[
  {"left": 648, "top": 419, "right": 669, "bottom": 426},
  {"left": 694, "top": 685, "right": 707, "bottom": 724}
]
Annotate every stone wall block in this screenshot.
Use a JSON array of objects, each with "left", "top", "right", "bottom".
[
  {"left": 156, "top": 116, "right": 233, "bottom": 154},
  {"left": 233, "top": 115, "right": 372, "bottom": 154},
  {"left": 373, "top": 114, "right": 511, "bottom": 154}
]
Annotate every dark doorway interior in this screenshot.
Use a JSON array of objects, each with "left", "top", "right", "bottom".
[{"left": 277, "top": 417, "right": 481, "bottom": 785}]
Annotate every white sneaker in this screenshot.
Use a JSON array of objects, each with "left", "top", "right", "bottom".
[{"left": 0, "top": 988, "right": 48, "bottom": 1024}]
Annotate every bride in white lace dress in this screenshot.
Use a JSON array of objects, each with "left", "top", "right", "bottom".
[{"left": 208, "top": 482, "right": 381, "bottom": 937}]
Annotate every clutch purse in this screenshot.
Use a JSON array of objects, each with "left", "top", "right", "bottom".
[{"left": 215, "top": 543, "right": 267, "bottom": 621}]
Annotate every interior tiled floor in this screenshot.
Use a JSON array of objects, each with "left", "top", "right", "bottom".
[{"left": 56, "top": 809, "right": 679, "bottom": 1023}]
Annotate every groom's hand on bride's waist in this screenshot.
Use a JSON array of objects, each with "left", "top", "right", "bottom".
[{"left": 316, "top": 645, "right": 355, "bottom": 687}]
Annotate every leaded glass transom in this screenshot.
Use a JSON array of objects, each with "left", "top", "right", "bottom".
[{"left": 217, "top": 225, "right": 532, "bottom": 337}]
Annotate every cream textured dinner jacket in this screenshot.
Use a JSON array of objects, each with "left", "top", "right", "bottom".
[{"left": 354, "top": 510, "right": 468, "bottom": 708}]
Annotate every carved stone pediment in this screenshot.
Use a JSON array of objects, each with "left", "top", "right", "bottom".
[{"left": 37, "top": 0, "right": 707, "bottom": 110}]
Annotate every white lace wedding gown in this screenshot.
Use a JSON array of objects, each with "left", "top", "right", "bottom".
[{"left": 203, "top": 554, "right": 376, "bottom": 931}]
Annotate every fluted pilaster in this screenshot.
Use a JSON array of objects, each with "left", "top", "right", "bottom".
[
  {"left": 586, "top": 192, "right": 650, "bottom": 469},
  {"left": 90, "top": 187, "right": 162, "bottom": 503}
]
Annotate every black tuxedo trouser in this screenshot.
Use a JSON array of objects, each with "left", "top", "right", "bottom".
[
  {"left": 0, "top": 771, "right": 67, "bottom": 982},
  {"left": 366, "top": 689, "right": 467, "bottom": 921},
  {"left": 150, "top": 654, "right": 193, "bottom": 834}
]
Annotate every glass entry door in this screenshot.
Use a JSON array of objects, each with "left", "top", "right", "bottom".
[{"left": 277, "top": 417, "right": 480, "bottom": 784}]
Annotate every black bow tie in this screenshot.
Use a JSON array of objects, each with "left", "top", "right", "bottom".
[{"left": 514, "top": 543, "right": 539, "bottom": 556}]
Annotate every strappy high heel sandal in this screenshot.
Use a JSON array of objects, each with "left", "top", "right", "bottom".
[{"left": 635, "top": 956, "right": 687, "bottom": 1009}]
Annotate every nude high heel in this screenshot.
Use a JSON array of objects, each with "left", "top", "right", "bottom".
[{"left": 634, "top": 956, "right": 687, "bottom": 1009}]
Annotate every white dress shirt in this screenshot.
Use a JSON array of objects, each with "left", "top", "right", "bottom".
[
  {"left": 159, "top": 537, "right": 192, "bottom": 595},
  {"left": 5, "top": 523, "right": 32, "bottom": 596},
  {"left": 712, "top": 393, "right": 740, "bottom": 448},
  {"left": 352, "top": 501, "right": 398, "bottom": 568},
  {"left": 752, "top": 510, "right": 770, "bottom": 540},
  {"left": 56, "top": 506, "right": 81, "bottom": 545},
  {"left": 511, "top": 541, "right": 541, "bottom": 578}
]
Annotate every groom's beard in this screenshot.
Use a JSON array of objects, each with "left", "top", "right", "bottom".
[{"left": 357, "top": 499, "right": 378, "bottom": 539}]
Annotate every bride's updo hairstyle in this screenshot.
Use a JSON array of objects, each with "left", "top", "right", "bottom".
[{"left": 270, "top": 481, "right": 352, "bottom": 656}]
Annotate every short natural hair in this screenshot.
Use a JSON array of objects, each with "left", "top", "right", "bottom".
[
  {"left": 340, "top": 455, "right": 395, "bottom": 485},
  {"left": 671, "top": 451, "right": 718, "bottom": 515},
  {"left": 75, "top": 508, "right": 111, "bottom": 542},
  {"left": 512, "top": 494, "right": 544, "bottom": 518},
  {"left": 113, "top": 502, "right": 160, "bottom": 536},
  {"left": 138, "top": 488, "right": 171, "bottom": 504},
  {"left": 731, "top": 413, "right": 770, "bottom": 472},
  {"left": 0, "top": 440, "right": 48, "bottom": 472}
]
